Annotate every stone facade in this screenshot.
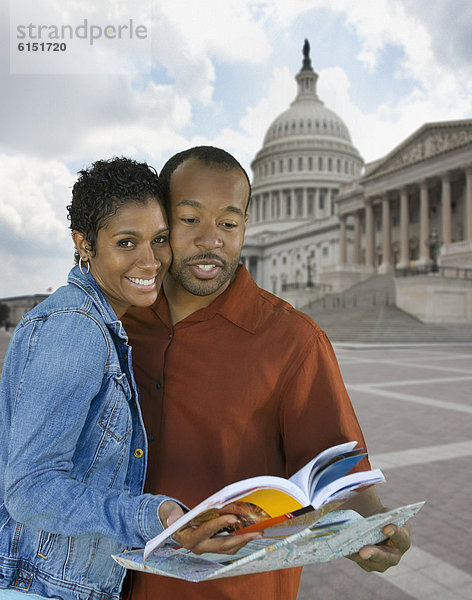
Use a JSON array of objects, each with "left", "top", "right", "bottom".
[
  {"left": 395, "top": 276, "right": 472, "bottom": 323},
  {"left": 334, "top": 119, "right": 472, "bottom": 322},
  {"left": 336, "top": 120, "right": 472, "bottom": 275}
]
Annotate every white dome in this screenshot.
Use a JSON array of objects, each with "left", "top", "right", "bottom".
[
  {"left": 247, "top": 41, "right": 363, "bottom": 237},
  {"left": 263, "top": 99, "right": 352, "bottom": 146},
  {"left": 260, "top": 50, "right": 353, "bottom": 149}
]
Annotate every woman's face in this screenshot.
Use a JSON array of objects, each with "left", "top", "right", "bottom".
[{"left": 74, "top": 198, "right": 171, "bottom": 318}]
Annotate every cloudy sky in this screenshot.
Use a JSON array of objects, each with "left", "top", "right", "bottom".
[{"left": 1, "top": 0, "right": 472, "bottom": 297}]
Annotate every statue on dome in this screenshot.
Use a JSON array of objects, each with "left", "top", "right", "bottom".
[
  {"left": 302, "top": 38, "right": 313, "bottom": 71},
  {"left": 303, "top": 39, "right": 310, "bottom": 59}
]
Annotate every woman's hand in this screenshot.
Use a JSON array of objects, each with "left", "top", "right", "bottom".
[{"left": 158, "top": 500, "right": 261, "bottom": 555}]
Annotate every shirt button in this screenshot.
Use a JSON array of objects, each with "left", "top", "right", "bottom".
[
  {"left": 156, "top": 382, "right": 161, "bottom": 389},
  {"left": 134, "top": 448, "right": 144, "bottom": 459}
]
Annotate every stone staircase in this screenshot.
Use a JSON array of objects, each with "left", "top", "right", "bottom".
[{"left": 302, "top": 274, "right": 472, "bottom": 343}]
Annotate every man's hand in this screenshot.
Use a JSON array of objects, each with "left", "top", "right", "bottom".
[
  {"left": 348, "top": 521, "right": 411, "bottom": 572},
  {"left": 159, "top": 500, "right": 261, "bottom": 555},
  {"left": 341, "top": 486, "right": 411, "bottom": 572}
]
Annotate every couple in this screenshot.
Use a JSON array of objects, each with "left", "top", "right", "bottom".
[{"left": 0, "top": 147, "right": 410, "bottom": 600}]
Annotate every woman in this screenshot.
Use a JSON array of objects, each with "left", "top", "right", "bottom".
[
  {"left": 0, "top": 157, "right": 177, "bottom": 600},
  {"left": 0, "top": 157, "right": 260, "bottom": 600}
]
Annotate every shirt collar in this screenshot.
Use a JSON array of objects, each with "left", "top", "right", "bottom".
[
  {"left": 153, "top": 265, "right": 260, "bottom": 334},
  {"left": 68, "top": 265, "right": 127, "bottom": 339}
]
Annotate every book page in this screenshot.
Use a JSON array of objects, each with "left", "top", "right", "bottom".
[
  {"left": 289, "top": 441, "right": 358, "bottom": 492},
  {"left": 308, "top": 452, "right": 366, "bottom": 498},
  {"left": 311, "top": 469, "right": 385, "bottom": 508}
]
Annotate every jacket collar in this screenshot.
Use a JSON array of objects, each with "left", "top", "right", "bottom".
[{"left": 68, "top": 266, "right": 128, "bottom": 340}]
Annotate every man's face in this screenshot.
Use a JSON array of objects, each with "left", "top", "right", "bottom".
[{"left": 167, "top": 159, "right": 249, "bottom": 299}]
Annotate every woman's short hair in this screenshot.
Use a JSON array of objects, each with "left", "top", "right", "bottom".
[{"left": 67, "top": 156, "right": 162, "bottom": 263}]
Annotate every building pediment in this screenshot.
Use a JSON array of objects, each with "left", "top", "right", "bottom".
[{"left": 365, "top": 120, "right": 472, "bottom": 179}]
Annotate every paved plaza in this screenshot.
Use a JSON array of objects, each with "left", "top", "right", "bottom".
[
  {"left": 298, "top": 342, "right": 472, "bottom": 600},
  {"left": 1, "top": 330, "right": 471, "bottom": 599}
]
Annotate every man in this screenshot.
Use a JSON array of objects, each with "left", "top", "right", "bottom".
[{"left": 124, "top": 146, "right": 410, "bottom": 599}]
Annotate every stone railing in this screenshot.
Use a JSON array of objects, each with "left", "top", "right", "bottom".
[
  {"left": 395, "top": 265, "right": 472, "bottom": 280},
  {"left": 281, "top": 281, "right": 333, "bottom": 292}
]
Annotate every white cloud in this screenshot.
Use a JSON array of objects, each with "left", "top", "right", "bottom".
[
  {"left": 0, "top": 1, "right": 217, "bottom": 159},
  {"left": 156, "top": 0, "right": 272, "bottom": 64},
  {"left": 1, "top": 0, "right": 275, "bottom": 164},
  {"left": 0, "top": 155, "right": 75, "bottom": 296},
  {"left": 402, "top": 0, "right": 472, "bottom": 72},
  {"left": 318, "top": 61, "right": 472, "bottom": 163},
  {"left": 265, "top": 0, "right": 323, "bottom": 26},
  {"left": 238, "top": 67, "right": 295, "bottom": 161}
]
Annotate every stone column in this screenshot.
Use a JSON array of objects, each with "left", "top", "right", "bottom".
[
  {"left": 379, "top": 194, "right": 393, "bottom": 273},
  {"left": 418, "top": 180, "right": 430, "bottom": 266},
  {"left": 441, "top": 173, "right": 452, "bottom": 245},
  {"left": 397, "top": 187, "right": 409, "bottom": 269},
  {"left": 365, "top": 198, "right": 375, "bottom": 267},
  {"left": 466, "top": 166, "right": 472, "bottom": 241},
  {"left": 339, "top": 214, "right": 347, "bottom": 265},
  {"left": 353, "top": 211, "right": 361, "bottom": 265},
  {"left": 256, "top": 257, "right": 262, "bottom": 285}
]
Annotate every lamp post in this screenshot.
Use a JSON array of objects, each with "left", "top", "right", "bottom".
[
  {"left": 305, "top": 251, "right": 315, "bottom": 288},
  {"left": 428, "top": 229, "right": 439, "bottom": 273}
]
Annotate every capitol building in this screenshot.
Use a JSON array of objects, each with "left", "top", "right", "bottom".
[{"left": 241, "top": 41, "right": 472, "bottom": 322}]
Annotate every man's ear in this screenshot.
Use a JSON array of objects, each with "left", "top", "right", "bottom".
[{"left": 72, "top": 230, "right": 90, "bottom": 260}]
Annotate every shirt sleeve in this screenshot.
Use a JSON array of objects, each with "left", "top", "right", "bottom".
[
  {"left": 279, "top": 331, "right": 371, "bottom": 477},
  {"left": 3, "top": 311, "right": 171, "bottom": 547}
]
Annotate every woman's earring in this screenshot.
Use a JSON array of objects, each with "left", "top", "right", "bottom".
[{"left": 79, "top": 257, "right": 90, "bottom": 275}]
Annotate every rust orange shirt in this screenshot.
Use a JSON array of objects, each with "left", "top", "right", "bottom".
[{"left": 124, "top": 265, "right": 370, "bottom": 600}]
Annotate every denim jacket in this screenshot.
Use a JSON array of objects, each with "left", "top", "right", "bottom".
[{"left": 0, "top": 266, "right": 172, "bottom": 600}]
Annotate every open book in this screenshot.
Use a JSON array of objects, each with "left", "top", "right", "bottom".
[{"left": 144, "top": 441, "right": 385, "bottom": 560}]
